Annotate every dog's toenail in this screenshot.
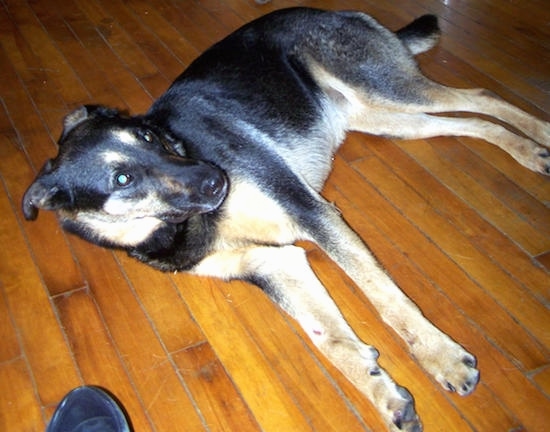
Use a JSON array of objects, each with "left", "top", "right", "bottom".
[
  {"left": 393, "top": 410, "right": 403, "bottom": 429},
  {"left": 463, "top": 355, "right": 477, "bottom": 368}
]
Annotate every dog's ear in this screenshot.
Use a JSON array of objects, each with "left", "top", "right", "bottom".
[
  {"left": 22, "top": 161, "right": 71, "bottom": 221},
  {"left": 59, "top": 105, "right": 120, "bottom": 143}
]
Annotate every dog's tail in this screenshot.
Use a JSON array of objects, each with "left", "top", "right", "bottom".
[{"left": 396, "top": 15, "right": 441, "bottom": 55}]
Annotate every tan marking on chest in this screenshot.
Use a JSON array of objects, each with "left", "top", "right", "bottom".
[{"left": 216, "top": 181, "right": 300, "bottom": 247}]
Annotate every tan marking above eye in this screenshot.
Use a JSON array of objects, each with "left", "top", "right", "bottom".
[{"left": 101, "top": 150, "right": 128, "bottom": 164}]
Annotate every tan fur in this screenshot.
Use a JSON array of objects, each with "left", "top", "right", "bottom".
[
  {"left": 63, "top": 210, "right": 164, "bottom": 247},
  {"left": 214, "top": 180, "right": 302, "bottom": 248}
]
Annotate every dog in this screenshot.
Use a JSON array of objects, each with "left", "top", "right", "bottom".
[{"left": 22, "top": 8, "right": 549, "bottom": 432}]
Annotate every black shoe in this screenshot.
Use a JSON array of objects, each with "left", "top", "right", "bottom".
[{"left": 46, "top": 386, "right": 131, "bottom": 432}]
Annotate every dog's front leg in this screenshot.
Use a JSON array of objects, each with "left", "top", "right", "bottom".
[
  {"left": 310, "top": 207, "right": 480, "bottom": 397},
  {"left": 193, "top": 245, "right": 422, "bottom": 432}
]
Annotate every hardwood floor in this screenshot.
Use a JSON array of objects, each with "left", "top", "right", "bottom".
[{"left": 1, "top": 0, "right": 549, "bottom": 430}]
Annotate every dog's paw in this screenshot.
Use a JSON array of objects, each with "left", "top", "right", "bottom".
[
  {"left": 510, "top": 138, "right": 550, "bottom": 175},
  {"left": 386, "top": 385, "right": 422, "bottom": 432},
  {"left": 424, "top": 345, "right": 480, "bottom": 396},
  {"left": 532, "top": 145, "right": 550, "bottom": 175},
  {"left": 410, "top": 336, "right": 479, "bottom": 397},
  {"left": 434, "top": 352, "right": 479, "bottom": 396},
  {"left": 366, "top": 369, "right": 422, "bottom": 431}
]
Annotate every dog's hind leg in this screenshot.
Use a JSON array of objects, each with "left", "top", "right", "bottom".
[
  {"left": 192, "top": 245, "right": 422, "bottom": 432},
  {"left": 343, "top": 68, "right": 550, "bottom": 173},
  {"left": 349, "top": 107, "right": 550, "bottom": 174},
  {"left": 305, "top": 12, "right": 549, "bottom": 174},
  {"left": 396, "top": 14, "right": 549, "bottom": 149},
  {"left": 324, "top": 71, "right": 550, "bottom": 173},
  {"left": 420, "top": 86, "right": 550, "bottom": 146},
  {"left": 401, "top": 85, "right": 549, "bottom": 174}
]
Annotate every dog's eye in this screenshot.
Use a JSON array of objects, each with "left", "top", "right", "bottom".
[
  {"left": 142, "top": 130, "right": 154, "bottom": 143},
  {"left": 115, "top": 173, "right": 133, "bottom": 187}
]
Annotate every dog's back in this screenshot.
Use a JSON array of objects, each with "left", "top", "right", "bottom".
[{"left": 145, "top": 8, "right": 442, "bottom": 191}]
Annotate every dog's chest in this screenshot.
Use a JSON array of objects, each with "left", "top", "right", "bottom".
[{"left": 215, "top": 180, "right": 300, "bottom": 247}]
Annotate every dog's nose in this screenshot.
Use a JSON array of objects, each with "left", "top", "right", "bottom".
[{"left": 200, "top": 173, "right": 226, "bottom": 197}]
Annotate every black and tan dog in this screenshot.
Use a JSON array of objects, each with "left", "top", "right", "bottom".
[{"left": 22, "top": 8, "right": 549, "bottom": 431}]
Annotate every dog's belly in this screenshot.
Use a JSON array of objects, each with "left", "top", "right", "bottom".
[{"left": 215, "top": 180, "right": 301, "bottom": 248}]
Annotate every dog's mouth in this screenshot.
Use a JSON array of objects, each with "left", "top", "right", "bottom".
[
  {"left": 159, "top": 213, "right": 191, "bottom": 224},
  {"left": 158, "top": 194, "right": 228, "bottom": 225}
]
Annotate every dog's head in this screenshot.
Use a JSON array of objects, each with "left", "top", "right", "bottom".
[{"left": 22, "top": 106, "right": 228, "bottom": 248}]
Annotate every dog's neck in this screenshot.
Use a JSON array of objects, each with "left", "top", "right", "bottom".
[{"left": 127, "top": 213, "right": 220, "bottom": 272}]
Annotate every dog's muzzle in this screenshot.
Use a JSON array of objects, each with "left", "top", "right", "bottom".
[{"left": 158, "top": 160, "right": 229, "bottom": 223}]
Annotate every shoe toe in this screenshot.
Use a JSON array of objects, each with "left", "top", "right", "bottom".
[{"left": 47, "top": 386, "right": 130, "bottom": 432}]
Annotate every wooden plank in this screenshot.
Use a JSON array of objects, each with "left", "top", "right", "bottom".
[
  {"left": 153, "top": 0, "right": 236, "bottom": 50},
  {"left": 535, "top": 251, "right": 550, "bottom": 271},
  {"left": 0, "top": 178, "right": 81, "bottom": 406},
  {"left": 0, "top": 290, "right": 19, "bottom": 363},
  {"left": 358, "top": 138, "right": 550, "bottom": 304},
  {"left": 532, "top": 367, "right": 550, "bottom": 397},
  {"left": 350, "top": 155, "right": 550, "bottom": 351},
  {"left": 115, "top": 252, "right": 206, "bottom": 354},
  {"left": 0, "top": 10, "right": 62, "bottom": 159},
  {"left": 421, "top": 0, "right": 549, "bottom": 55},
  {"left": 216, "top": 279, "right": 376, "bottom": 431},
  {"left": 222, "top": 0, "right": 276, "bottom": 23},
  {"left": 440, "top": 0, "right": 550, "bottom": 50},
  {"left": 2, "top": 0, "right": 88, "bottom": 115},
  {"left": 54, "top": 290, "right": 154, "bottom": 430},
  {"left": 56, "top": 0, "right": 153, "bottom": 112},
  {"left": 67, "top": 237, "right": 207, "bottom": 431},
  {"left": 71, "top": 0, "right": 158, "bottom": 81},
  {"left": 127, "top": 0, "right": 204, "bottom": 65},
  {"left": 420, "top": 1, "right": 548, "bottom": 89},
  {"left": 172, "top": 274, "right": 315, "bottom": 432},
  {"left": 392, "top": 137, "right": 549, "bottom": 255},
  {"left": 463, "top": 138, "right": 550, "bottom": 203},
  {"left": 172, "top": 342, "right": 262, "bottom": 432},
  {"left": 27, "top": 0, "right": 116, "bottom": 107},
  {"left": 322, "top": 178, "right": 547, "bottom": 431},
  {"left": 91, "top": 0, "right": 186, "bottom": 80},
  {"left": 0, "top": 359, "right": 45, "bottom": 432},
  {"left": 196, "top": 0, "right": 249, "bottom": 33}
]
